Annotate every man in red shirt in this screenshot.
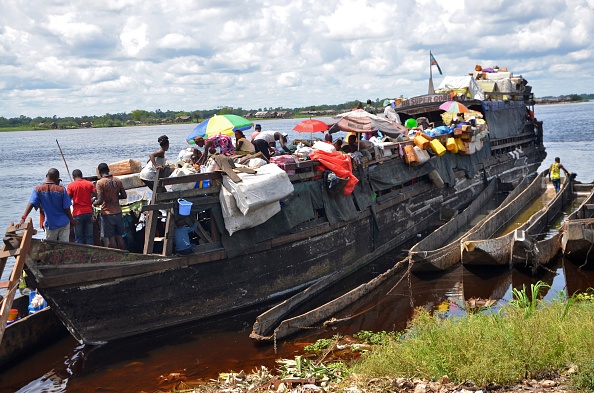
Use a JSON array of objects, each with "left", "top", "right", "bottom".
[
  {"left": 67, "top": 169, "right": 96, "bottom": 244},
  {"left": 93, "top": 163, "right": 127, "bottom": 249}
]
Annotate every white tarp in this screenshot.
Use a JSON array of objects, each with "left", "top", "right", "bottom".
[
  {"left": 222, "top": 163, "right": 294, "bottom": 215},
  {"left": 437, "top": 76, "right": 485, "bottom": 100},
  {"left": 219, "top": 186, "right": 281, "bottom": 236}
]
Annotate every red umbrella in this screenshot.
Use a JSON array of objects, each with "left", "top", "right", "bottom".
[{"left": 293, "top": 119, "right": 329, "bottom": 133}]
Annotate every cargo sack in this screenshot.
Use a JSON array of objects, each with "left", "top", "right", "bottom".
[{"left": 430, "top": 139, "right": 446, "bottom": 157}]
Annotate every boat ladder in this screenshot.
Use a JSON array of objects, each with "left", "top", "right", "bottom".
[
  {"left": 0, "top": 219, "right": 35, "bottom": 344},
  {"left": 143, "top": 168, "right": 175, "bottom": 256}
]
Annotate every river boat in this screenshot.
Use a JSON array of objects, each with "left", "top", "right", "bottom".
[
  {"left": 22, "top": 69, "right": 546, "bottom": 345},
  {"left": 460, "top": 170, "right": 557, "bottom": 266},
  {"left": 511, "top": 180, "right": 590, "bottom": 274},
  {"left": 409, "top": 179, "right": 513, "bottom": 272},
  {"left": 560, "top": 187, "right": 594, "bottom": 267}
]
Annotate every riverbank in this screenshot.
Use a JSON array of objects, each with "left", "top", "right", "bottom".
[{"left": 167, "top": 282, "right": 593, "bottom": 393}]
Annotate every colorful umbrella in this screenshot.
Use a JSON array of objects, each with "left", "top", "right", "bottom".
[
  {"left": 293, "top": 119, "right": 329, "bottom": 133},
  {"left": 186, "top": 114, "right": 253, "bottom": 144},
  {"left": 439, "top": 101, "right": 469, "bottom": 114}
]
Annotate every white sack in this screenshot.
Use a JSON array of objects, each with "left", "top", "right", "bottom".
[
  {"left": 219, "top": 186, "right": 281, "bottom": 236},
  {"left": 170, "top": 165, "right": 198, "bottom": 191},
  {"left": 223, "top": 163, "right": 294, "bottom": 215}
]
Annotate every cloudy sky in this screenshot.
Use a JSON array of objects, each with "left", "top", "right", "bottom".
[{"left": 1, "top": 0, "right": 593, "bottom": 118}]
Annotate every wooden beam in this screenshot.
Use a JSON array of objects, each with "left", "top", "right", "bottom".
[{"left": 160, "top": 171, "right": 222, "bottom": 186}]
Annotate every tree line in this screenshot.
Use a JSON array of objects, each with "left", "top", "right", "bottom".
[{"left": 0, "top": 99, "right": 387, "bottom": 130}]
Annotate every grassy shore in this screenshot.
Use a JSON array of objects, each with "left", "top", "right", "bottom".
[{"left": 175, "top": 281, "right": 594, "bottom": 392}]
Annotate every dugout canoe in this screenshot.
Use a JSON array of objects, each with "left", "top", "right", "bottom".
[
  {"left": 409, "top": 179, "right": 510, "bottom": 272},
  {"left": 461, "top": 170, "right": 555, "bottom": 266},
  {"left": 511, "top": 180, "right": 589, "bottom": 273},
  {"left": 0, "top": 295, "right": 66, "bottom": 369},
  {"left": 561, "top": 186, "right": 594, "bottom": 266}
]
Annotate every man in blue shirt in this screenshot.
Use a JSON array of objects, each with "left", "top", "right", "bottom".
[
  {"left": 19, "top": 168, "right": 76, "bottom": 242},
  {"left": 174, "top": 218, "right": 198, "bottom": 255}
]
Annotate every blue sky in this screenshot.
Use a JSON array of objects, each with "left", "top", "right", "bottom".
[{"left": 1, "top": 0, "right": 593, "bottom": 118}]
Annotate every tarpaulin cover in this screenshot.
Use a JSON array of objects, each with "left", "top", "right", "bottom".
[
  {"left": 367, "top": 159, "right": 435, "bottom": 192},
  {"left": 482, "top": 100, "right": 526, "bottom": 139},
  {"left": 309, "top": 150, "right": 359, "bottom": 195},
  {"left": 436, "top": 76, "right": 485, "bottom": 100}
]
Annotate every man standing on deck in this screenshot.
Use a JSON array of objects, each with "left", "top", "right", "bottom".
[
  {"left": 93, "top": 163, "right": 127, "bottom": 249},
  {"left": 549, "top": 157, "right": 570, "bottom": 193},
  {"left": 19, "top": 168, "right": 76, "bottom": 241},
  {"left": 67, "top": 169, "right": 96, "bottom": 245}
]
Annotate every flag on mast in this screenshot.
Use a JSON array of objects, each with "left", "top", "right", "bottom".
[{"left": 430, "top": 51, "right": 442, "bottom": 75}]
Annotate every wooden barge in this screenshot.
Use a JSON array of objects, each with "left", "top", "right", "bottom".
[{"left": 22, "top": 81, "right": 546, "bottom": 345}]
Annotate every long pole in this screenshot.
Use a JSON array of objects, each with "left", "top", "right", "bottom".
[{"left": 56, "top": 139, "right": 73, "bottom": 182}]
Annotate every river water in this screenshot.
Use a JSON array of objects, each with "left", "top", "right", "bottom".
[{"left": 0, "top": 102, "right": 593, "bottom": 392}]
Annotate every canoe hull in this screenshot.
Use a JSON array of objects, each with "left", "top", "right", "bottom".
[{"left": 0, "top": 296, "right": 67, "bottom": 369}]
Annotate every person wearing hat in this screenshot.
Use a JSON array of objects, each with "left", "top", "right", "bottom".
[
  {"left": 384, "top": 99, "right": 401, "bottom": 124},
  {"left": 19, "top": 167, "right": 76, "bottom": 242},
  {"left": 253, "top": 130, "right": 290, "bottom": 160},
  {"left": 93, "top": 163, "right": 127, "bottom": 249}
]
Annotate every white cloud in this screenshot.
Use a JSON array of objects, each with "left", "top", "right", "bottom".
[
  {"left": 0, "top": 0, "right": 592, "bottom": 117},
  {"left": 119, "top": 18, "right": 149, "bottom": 57}
]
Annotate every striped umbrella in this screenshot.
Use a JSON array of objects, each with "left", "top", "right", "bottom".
[
  {"left": 186, "top": 114, "right": 253, "bottom": 144},
  {"left": 439, "top": 101, "right": 470, "bottom": 113}
]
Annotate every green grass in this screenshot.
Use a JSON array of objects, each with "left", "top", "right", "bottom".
[{"left": 349, "top": 283, "right": 594, "bottom": 388}]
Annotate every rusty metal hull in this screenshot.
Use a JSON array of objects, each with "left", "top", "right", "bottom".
[{"left": 461, "top": 171, "right": 550, "bottom": 266}]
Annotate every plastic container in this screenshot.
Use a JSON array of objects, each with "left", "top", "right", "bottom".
[
  {"left": 28, "top": 290, "right": 47, "bottom": 314},
  {"left": 403, "top": 144, "right": 418, "bottom": 165},
  {"left": 194, "top": 179, "right": 210, "bottom": 189},
  {"left": 430, "top": 139, "right": 446, "bottom": 156},
  {"left": 8, "top": 309, "right": 18, "bottom": 321},
  {"left": 446, "top": 137, "right": 458, "bottom": 153},
  {"left": 178, "top": 199, "right": 192, "bottom": 216},
  {"left": 414, "top": 146, "right": 430, "bottom": 164},
  {"left": 414, "top": 132, "right": 430, "bottom": 150}
]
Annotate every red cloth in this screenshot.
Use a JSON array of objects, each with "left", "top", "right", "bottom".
[
  {"left": 309, "top": 150, "right": 359, "bottom": 196},
  {"left": 67, "top": 178, "right": 96, "bottom": 216}
]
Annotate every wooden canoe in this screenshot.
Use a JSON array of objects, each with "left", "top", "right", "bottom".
[
  {"left": 461, "top": 170, "right": 555, "bottom": 266},
  {"left": 0, "top": 295, "right": 67, "bottom": 369},
  {"left": 410, "top": 179, "right": 508, "bottom": 272},
  {"left": 561, "top": 186, "right": 594, "bottom": 266},
  {"left": 510, "top": 177, "right": 577, "bottom": 274}
]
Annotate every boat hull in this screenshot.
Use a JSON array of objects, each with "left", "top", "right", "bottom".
[
  {"left": 0, "top": 296, "right": 66, "bottom": 368},
  {"left": 461, "top": 171, "right": 549, "bottom": 266}
]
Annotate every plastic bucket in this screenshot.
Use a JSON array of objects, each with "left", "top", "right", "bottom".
[
  {"left": 8, "top": 309, "right": 18, "bottom": 321},
  {"left": 178, "top": 199, "right": 192, "bottom": 216}
]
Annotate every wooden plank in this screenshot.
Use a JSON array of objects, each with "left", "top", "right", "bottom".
[
  {"left": 156, "top": 188, "right": 220, "bottom": 203},
  {"left": 0, "top": 219, "right": 34, "bottom": 344},
  {"left": 141, "top": 202, "right": 176, "bottom": 212},
  {"left": 143, "top": 168, "right": 161, "bottom": 255},
  {"left": 162, "top": 208, "right": 175, "bottom": 256},
  {"left": 160, "top": 171, "right": 222, "bottom": 186},
  {"left": 0, "top": 249, "right": 20, "bottom": 259}
]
